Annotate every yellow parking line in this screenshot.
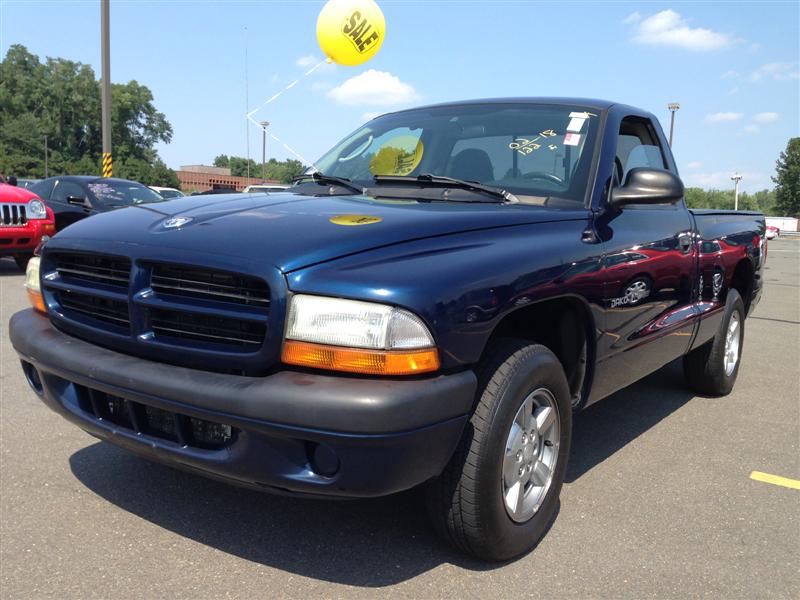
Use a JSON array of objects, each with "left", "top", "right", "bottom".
[{"left": 750, "top": 471, "right": 800, "bottom": 490}]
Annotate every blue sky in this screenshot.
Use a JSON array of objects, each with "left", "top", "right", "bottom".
[{"left": 1, "top": 0, "right": 798, "bottom": 192}]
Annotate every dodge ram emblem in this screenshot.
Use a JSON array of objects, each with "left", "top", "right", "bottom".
[{"left": 163, "top": 217, "right": 192, "bottom": 229}]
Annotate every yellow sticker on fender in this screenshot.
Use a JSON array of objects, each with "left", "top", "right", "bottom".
[{"left": 330, "top": 214, "right": 382, "bottom": 226}]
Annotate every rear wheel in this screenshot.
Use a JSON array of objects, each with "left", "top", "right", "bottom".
[
  {"left": 425, "top": 340, "right": 572, "bottom": 561},
  {"left": 683, "top": 288, "right": 745, "bottom": 396}
]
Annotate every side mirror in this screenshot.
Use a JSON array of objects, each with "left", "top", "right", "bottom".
[
  {"left": 66, "top": 195, "right": 92, "bottom": 209},
  {"left": 610, "top": 168, "right": 684, "bottom": 208}
]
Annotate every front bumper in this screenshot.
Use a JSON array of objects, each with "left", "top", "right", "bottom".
[
  {"left": 0, "top": 220, "right": 54, "bottom": 256},
  {"left": 10, "top": 309, "right": 477, "bottom": 497}
]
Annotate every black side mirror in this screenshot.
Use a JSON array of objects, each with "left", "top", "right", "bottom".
[
  {"left": 66, "top": 195, "right": 92, "bottom": 209},
  {"left": 610, "top": 167, "right": 684, "bottom": 208}
]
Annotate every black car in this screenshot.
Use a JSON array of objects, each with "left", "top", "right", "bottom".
[{"left": 29, "top": 176, "right": 166, "bottom": 231}]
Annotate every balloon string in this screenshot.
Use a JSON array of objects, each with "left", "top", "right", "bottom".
[
  {"left": 244, "top": 58, "right": 329, "bottom": 169},
  {"left": 268, "top": 131, "right": 320, "bottom": 173},
  {"left": 246, "top": 58, "right": 329, "bottom": 120}
]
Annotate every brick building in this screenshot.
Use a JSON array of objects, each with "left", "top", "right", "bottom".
[{"left": 176, "top": 165, "right": 281, "bottom": 193}]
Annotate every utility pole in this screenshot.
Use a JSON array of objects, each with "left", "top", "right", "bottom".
[
  {"left": 44, "top": 135, "right": 48, "bottom": 178},
  {"left": 100, "top": 0, "right": 112, "bottom": 177},
  {"left": 260, "top": 121, "right": 269, "bottom": 179},
  {"left": 731, "top": 172, "right": 742, "bottom": 211},
  {"left": 667, "top": 103, "right": 680, "bottom": 147}
]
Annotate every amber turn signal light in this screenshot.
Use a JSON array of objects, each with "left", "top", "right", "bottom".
[{"left": 282, "top": 340, "right": 440, "bottom": 376}]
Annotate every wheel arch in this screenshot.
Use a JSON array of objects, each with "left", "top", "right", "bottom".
[
  {"left": 730, "top": 258, "right": 754, "bottom": 314},
  {"left": 481, "top": 294, "right": 596, "bottom": 410}
]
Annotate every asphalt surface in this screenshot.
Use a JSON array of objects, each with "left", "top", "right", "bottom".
[{"left": 1, "top": 239, "right": 798, "bottom": 599}]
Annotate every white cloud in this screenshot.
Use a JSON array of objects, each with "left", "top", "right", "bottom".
[
  {"left": 621, "top": 12, "right": 641, "bottom": 25},
  {"left": 749, "top": 62, "right": 799, "bottom": 82},
  {"left": 362, "top": 111, "right": 382, "bottom": 121},
  {"left": 327, "top": 70, "right": 421, "bottom": 107},
  {"left": 727, "top": 87, "right": 740, "bottom": 95},
  {"left": 705, "top": 112, "right": 743, "bottom": 123},
  {"left": 720, "top": 70, "right": 739, "bottom": 79},
  {"left": 687, "top": 161, "right": 703, "bottom": 169},
  {"left": 753, "top": 112, "right": 779, "bottom": 123},
  {"left": 627, "top": 10, "right": 733, "bottom": 51},
  {"left": 295, "top": 55, "right": 317, "bottom": 68},
  {"left": 742, "top": 124, "right": 760, "bottom": 134}
]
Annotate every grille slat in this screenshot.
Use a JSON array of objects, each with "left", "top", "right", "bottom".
[
  {"left": 150, "top": 308, "right": 265, "bottom": 347},
  {"left": 51, "top": 253, "right": 131, "bottom": 288},
  {"left": 0, "top": 203, "right": 28, "bottom": 227},
  {"left": 58, "top": 290, "right": 130, "bottom": 327},
  {"left": 151, "top": 264, "right": 270, "bottom": 307}
]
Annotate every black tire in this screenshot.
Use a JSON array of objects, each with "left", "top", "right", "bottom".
[
  {"left": 683, "top": 288, "right": 745, "bottom": 396},
  {"left": 14, "top": 254, "right": 32, "bottom": 271},
  {"left": 425, "top": 339, "right": 572, "bottom": 561}
]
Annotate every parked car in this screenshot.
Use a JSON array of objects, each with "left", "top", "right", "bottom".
[
  {"left": 10, "top": 98, "right": 765, "bottom": 561},
  {"left": 29, "top": 176, "right": 166, "bottom": 231},
  {"left": 766, "top": 224, "right": 780, "bottom": 239},
  {"left": 149, "top": 186, "right": 185, "bottom": 199},
  {"left": 17, "top": 178, "right": 42, "bottom": 190},
  {"left": 242, "top": 184, "right": 290, "bottom": 194},
  {"left": 190, "top": 187, "right": 239, "bottom": 196},
  {"left": 0, "top": 183, "right": 55, "bottom": 270}
]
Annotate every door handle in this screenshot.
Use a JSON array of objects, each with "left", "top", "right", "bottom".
[{"left": 678, "top": 233, "right": 692, "bottom": 254}]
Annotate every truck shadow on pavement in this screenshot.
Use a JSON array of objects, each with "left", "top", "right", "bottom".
[{"left": 68, "top": 360, "right": 695, "bottom": 585}]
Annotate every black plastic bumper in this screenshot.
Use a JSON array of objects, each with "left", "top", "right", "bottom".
[{"left": 10, "top": 309, "right": 477, "bottom": 497}]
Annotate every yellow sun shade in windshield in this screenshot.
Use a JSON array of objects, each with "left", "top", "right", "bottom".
[{"left": 369, "top": 136, "right": 424, "bottom": 176}]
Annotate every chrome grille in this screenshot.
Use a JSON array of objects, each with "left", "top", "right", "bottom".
[{"left": 1, "top": 203, "right": 27, "bottom": 227}]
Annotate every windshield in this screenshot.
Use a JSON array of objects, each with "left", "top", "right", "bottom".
[
  {"left": 314, "top": 103, "right": 600, "bottom": 204},
  {"left": 88, "top": 181, "right": 166, "bottom": 206}
]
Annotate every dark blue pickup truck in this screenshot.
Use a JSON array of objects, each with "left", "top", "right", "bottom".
[{"left": 10, "top": 98, "right": 765, "bottom": 560}]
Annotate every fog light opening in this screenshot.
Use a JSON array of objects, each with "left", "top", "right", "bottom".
[
  {"left": 307, "top": 442, "right": 340, "bottom": 477},
  {"left": 21, "top": 361, "right": 44, "bottom": 396}
]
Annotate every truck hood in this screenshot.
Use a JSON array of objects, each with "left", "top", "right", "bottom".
[{"left": 51, "top": 192, "right": 586, "bottom": 272}]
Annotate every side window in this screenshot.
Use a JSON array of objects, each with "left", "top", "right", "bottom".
[
  {"left": 51, "top": 181, "right": 87, "bottom": 204},
  {"left": 29, "top": 179, "right": 55, "bottom": 200},
  {"left": 616, "top": 117, "right": 667, "bottom": 182}
]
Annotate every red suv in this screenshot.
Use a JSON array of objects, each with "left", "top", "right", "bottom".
[{"left": 0, "top": 183, "right": 56, "bottom": 269}]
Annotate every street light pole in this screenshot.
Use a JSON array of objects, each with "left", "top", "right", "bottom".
[
  {"left": 667, "top": 103, "right": 680, "bottom": 147},
  {"left": 731, "top": 172, "right": 742, "bottom": 211},
  {"left": 260, "top": 121, "right": 269, "bottom": 180},
  {"left": 100, "top": 0, "right": 112, "bottom": 177}
]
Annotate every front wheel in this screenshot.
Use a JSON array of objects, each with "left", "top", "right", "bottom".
[
  {"left": 425, "top": 340, "right": 572, "bottom": 561},
  {"left": 683, "top": 288, "right": 745, "bottom": 396},
  {"left": 14, "top": 254, "right": 33, "bottom": 271}
]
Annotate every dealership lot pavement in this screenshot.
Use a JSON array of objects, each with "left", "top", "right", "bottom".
[{"left": 1, "top": 239, "right": 797, "bottom": 599}]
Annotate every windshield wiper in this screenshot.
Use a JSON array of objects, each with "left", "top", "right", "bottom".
[
  {"left": 292, "top": 172, "right": 364, "bottom": 195},
  {"left": 373, "top": 174, "right": 517, "bottom": 203}
]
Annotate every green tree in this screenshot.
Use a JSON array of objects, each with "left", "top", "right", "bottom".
[
  {"left": 773, "top": 138, "right": 800, "bottom": 217},
  {"left": 0, "top": 44, "right": 177, "bottom": 186}
]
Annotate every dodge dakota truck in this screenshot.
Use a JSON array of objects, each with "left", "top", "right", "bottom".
[
  {"left": 10, "top": 98, "right": 765, "bottom": 561},
  {"left": 0, "top": 183, "right": 55, "bottom": 270}
]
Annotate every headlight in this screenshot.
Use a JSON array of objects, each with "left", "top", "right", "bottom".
[
  {"left": 282, "top": 295, "right": 439, "bottom": 375},
  {"left": 25, "top": 257, "right": 46, "bottom": 313},
  {"left": 26, "top": 199, "right": 47, "bottom": 220}
]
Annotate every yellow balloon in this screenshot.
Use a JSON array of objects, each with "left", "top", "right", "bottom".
[{"left": 317, "top": 0, "right": 386, "bottom": 66}]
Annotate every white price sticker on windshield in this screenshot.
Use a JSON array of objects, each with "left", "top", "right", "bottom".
[
  {"left": 567, "top": 117, "right": 585, "bottom": 132},
  {"left": 564, "top": 133, "right": 581, "bottom": 146}
]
